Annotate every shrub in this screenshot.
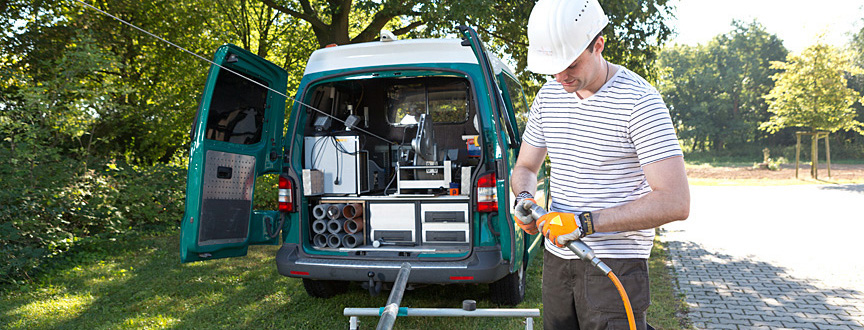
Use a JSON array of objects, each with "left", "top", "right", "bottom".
[{"left": 0, "top": 145, "right": 186, "bottom": 285}]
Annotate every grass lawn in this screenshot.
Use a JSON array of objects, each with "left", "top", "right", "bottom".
[
  {"left": 1, "top": 230, "right": 687, "bottom": 329},
  {"left": 684, "top": 152, "right": 864, "bottom": 168}
]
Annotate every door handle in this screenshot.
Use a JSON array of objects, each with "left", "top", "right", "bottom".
[{"left": 217, "top": 166, "right": 233, "bottom": 179}]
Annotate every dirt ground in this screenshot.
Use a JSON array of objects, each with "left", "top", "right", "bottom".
[{"left": 686, "top": 163, "right": 864, "bottom": 181}]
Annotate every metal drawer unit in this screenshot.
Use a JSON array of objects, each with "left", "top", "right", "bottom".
[
  {"left": 368, "top": 203, "right": 416, "bottom": 243},
  {"left": 420, "top": 203, "right": 469, "bottom": 244}
]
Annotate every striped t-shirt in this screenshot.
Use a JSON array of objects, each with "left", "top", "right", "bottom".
[{"left": 522, "top": 66, "right": 682, "bottom": 260}]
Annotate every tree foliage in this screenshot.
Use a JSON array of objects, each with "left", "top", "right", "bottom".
[
  {"left": 761, "top": 42, "right": 864, "bottom": 134},
  {"left": 842, "top": 20, "right": 864, "bottom": 145},
  {"left": 852, "top": 22, "right": 864, "bottom": 68},
  {"left": 257, "top": 0, "right": 676, "bottom": 94},
  {"left": 658, "top": 21, "right": 787, "bottom": 151}
]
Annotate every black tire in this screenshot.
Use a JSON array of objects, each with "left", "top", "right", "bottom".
[
  {"left": 302, "top": 278, "right": 349, "bottom": 298},
  {"left": 489, "top": 263, "right": 526, "bottom": 306}
]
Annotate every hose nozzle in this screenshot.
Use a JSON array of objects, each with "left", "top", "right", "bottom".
[
  {"left": 567, "top": 240, "right": 611, "bottom": 275},
  {"left": 528, "top": 205, "right": 611, "bottom": 274},
  {"left": 528, "top": 203, "right": 548, "bottom": 219}
]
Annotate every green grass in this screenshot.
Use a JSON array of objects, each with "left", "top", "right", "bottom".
[
  {"left": 684, "top": 155, "right": 756, "bottom": 167},
  {"left": 1, "top": 230, "right": 688, "bottom": 329},
  {"left": 684, "top": 152, "right": 864, "bottom": 168},
  {"left": 648, "top": 237, "right": 692, "bottom": 330}
]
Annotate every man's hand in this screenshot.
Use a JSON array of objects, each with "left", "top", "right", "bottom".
[
  {"left": 539, "top": 212, "right": 583, "bottom": 248},
  {"left": 513, "top": 193, "right": 542, "bottom": 235}
]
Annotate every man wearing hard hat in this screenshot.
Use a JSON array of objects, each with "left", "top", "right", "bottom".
[{"left": 510, "top": 0, "right": 690, "bottom": 328}]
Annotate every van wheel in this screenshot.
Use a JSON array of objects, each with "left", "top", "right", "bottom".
[
  {"left": 489, "top": 264, "right": 526, "bottom": 306},
  {"left": 302, "top": 279, "right": 348, "bottom": 298}
]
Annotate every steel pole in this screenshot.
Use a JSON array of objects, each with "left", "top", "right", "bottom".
[
  {"left": 376, "top": 262, "right": 411, "bottom": 330},
  {"left": 346, "top": 307, "right": 541, "bottom": 317}
]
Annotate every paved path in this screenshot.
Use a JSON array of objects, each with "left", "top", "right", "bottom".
[{"left": 659, "top": 184, "right": 864, "bottom": 329}]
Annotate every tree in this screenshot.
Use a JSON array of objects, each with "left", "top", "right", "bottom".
[
  {"left": 658, "top": 21, "right": 787, "bottom": 151},
  {"left": 205, "top": 0, "right": 319, "bottom": 93},
  {"left": 761, "top": 42, "right": 864, "bottom": 135},
  {"left": 842, "top": 20, "right": 864, "bottom": 147},
  {"left": 257, "top": 0, "right": 676, "bottom": 93},
  {"left": 852, "top": 22, "right": 864, "bottom": 68}
]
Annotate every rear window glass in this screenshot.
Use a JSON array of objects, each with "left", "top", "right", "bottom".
[
  {"left": 205, "top": 71, "right": 268, "bottom": 145},
  {"left": 387, "top": 78, "right": 470, "bottom": 126}
]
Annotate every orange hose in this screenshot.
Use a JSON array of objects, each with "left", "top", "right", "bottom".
[{"left": 607, "top": 271, "right": 636, "bottom": 330}]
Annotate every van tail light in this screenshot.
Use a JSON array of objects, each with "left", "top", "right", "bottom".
[
  {"left": 476, "top": 172, "right": 497, "bottom": 212},
  {"left": 278, "top": 176, "right": 294, "bottom": 212}
]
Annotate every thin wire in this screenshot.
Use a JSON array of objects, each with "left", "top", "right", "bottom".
[{"left": 70, "top": 0, "right": 395, "bottom": 145}]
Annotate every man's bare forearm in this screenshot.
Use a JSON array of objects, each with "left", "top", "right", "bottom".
[
  {"left": 593, "top": 156, "right": 690, "bottom": 232},
  {"left": 594, "top": 187, "right": 689, "bottom": 232},
  {"left": 510, "top": 144, "right": 547, "bottom": 198},
  {"left": 510, "top": 165, "right": 539, "bottom": 196}
]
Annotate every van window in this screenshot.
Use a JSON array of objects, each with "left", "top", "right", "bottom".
[
  {"left": 502, "top": 75, "right": 529, "bottom": 134},
  {"left": 205, "top": 71, "right": 268, "bottom": 144},
  {"left": 387, "top": 78, "right": 470, "bottom": 126}
]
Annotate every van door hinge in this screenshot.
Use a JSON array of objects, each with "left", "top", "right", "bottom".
[{"left": 496, "top": 159, "right": 505, "bottom": 179}]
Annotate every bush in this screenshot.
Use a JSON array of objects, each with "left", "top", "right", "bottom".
[{"left": 0, "top": 144, "right": 186, "bottom": 285}]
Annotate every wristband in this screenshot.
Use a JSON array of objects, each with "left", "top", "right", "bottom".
[
  {"left": 514, "top": 191, "right": 534, "bottom": 208},
  {"left": 578, "top": 211, "right": 595, "bottom": 237}
]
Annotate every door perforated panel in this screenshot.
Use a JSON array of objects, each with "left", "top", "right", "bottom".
[{"left": 198, "top": 150, "right": 256, "bottom": 246}]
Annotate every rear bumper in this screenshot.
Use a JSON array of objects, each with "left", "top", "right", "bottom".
[{"left": 275, "top": 243, "right": 510, "bottom": 284}]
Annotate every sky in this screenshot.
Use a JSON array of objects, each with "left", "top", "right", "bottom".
[{"left": 667, "top": 0, "right": 864, "bottom": 53}]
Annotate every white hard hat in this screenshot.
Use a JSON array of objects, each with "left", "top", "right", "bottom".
[{"left": 527, "top": 0, "right": 609, "bottom": 75}]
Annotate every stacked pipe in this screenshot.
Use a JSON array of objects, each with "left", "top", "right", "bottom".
[
  {"left": 312, "top": 203, "right": 364, "bottom": 248},
  {"left": 342, "top": 203, "right": 364, "bottom": 248},
  {"left": 311, "top": 204, "right": 330, "bottom": 248}
]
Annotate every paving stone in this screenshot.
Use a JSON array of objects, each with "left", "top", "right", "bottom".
[
  {"left": 784, "top": 307, "right": 820, "bottom": 314},
  {"left": 762, "top": 315, "right": 796, "bottom": 323},
  {"left": 701, "top": 312, "right": 734, "bottom": 319},
  {"left": 816, "top": 324, "right": 853, "bottom": 330},
  {"left": 714, "top": 308, "right": 746, "bottom": 314},
  {"left": 783, "top": 322, "right": 820, "bottom": 329},
  {"left": 730, "top": 313, "right": 764, "bottom": 321},
  {"left": 701, "top": 302, "right": 729, "bottom": 309},
  {"left": 704, "top": 323, "right": 737, "bottom": 329},
  {"left": 723, "top": 305, "right": 757, "bottom": 312},
  {"left": 803, "top": 312, "right": 840, "bottom": 321},
  {"left": 825, "top": 318, "right": 864, "bottom": 327},
  {"left": 749, "top": 320, "right": 788, "bottom": 328},
  {"left": 714, "top": 317, "right": 754, "bottom": 326},
  {"left": 795, "top": 316, "right": 832, "bottom": 325}
]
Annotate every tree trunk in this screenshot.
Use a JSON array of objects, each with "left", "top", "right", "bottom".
[{"left": 810, "top": 131, "right": 818, "bottom": 179}]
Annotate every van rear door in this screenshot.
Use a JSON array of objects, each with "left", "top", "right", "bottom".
[{"left": 180, "top": 44, "right": 288, "bottom": 263}]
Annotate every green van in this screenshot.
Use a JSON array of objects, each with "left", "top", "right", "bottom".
[{"left": 179, "top": 27, "right": 548, "bottom": 305}]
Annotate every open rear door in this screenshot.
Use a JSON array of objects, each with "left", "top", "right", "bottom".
[{"left": 181, "top": 44, "right": 288, "bottom": 263}]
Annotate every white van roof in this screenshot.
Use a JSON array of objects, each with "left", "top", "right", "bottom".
[{"left": 304, "top": 38, "right": 515, "bottom": 77}]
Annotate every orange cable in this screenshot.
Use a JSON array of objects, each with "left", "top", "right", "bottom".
[{"left": 607, "top": 271, "right": 636, "bottom": 330}]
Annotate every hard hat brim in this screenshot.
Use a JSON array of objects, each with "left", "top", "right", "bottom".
[{"left": 527, "top": 48, "right": 577, "bottom": 76}]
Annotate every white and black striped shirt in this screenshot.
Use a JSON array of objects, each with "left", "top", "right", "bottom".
[{"left": 523, "top": 67, "right": 682, "bottom": 259}]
